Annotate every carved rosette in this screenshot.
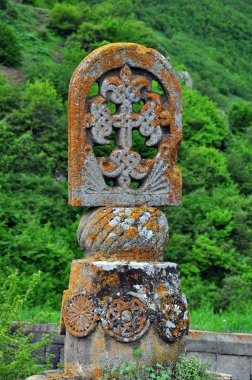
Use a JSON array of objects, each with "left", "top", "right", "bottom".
[
  {"left": 62, "top": 293, "right": 97, "bottom": 337},
  {"left": 155, "top": 294, "right": 189, "bottom": 341},
  {"left": 101, "top": 295, "right": 150, "bottom": 342}
]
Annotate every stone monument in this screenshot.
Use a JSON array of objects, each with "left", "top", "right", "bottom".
[{"left": 31, "top": 42, "right": 189, "bottom": 379}]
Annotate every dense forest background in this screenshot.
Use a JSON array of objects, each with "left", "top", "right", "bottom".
[{"left": 0, "top": 0, "right": 251, "bottom": 317}]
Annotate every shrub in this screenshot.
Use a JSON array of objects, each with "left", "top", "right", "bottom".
[
  {"left": 49, "top": 3, "right": 90, "bottom": 35},
  {"left": 0, "top": 0, "right": 7, "bottom": 9},
  {"left": 228, "top": 100, "right": 252, "bottom": 134},
  {"left": 101, "top": 356, "right": 217, "bottom": 379},
  {"left": 0, "top": 22, "right": 21, "bottom": 66},
  {"left": 0, "top": 271, "right": 53, "bottom": 379},
  {"left": 0, "top": 75, "right": 20, "bottom": 117},
  {"left": 70, "top": 17, "right": 159, "bottom": 52}
]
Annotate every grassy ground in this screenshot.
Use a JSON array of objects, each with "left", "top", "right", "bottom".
[
  {"left": 189, "top": 305, "right": 252, "bottom": 333},
  {"left": 18, "top": 305, "right": 252, "bottom": 333}
]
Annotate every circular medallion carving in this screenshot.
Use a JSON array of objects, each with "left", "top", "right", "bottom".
[
  {"left": 63, "top": 293, "right": 97, "bottom": 337},
  {"left": 155, "top": 294, "right": 189, "bottom": 341},
  {"left": 102, "top": 294, "right": 150, "bottom": 342}
]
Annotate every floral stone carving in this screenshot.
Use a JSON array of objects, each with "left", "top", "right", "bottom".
[
  {"left": 62, "top": 293, "right": 97, "bottom": 337},
  {"left": 68, "top": 43, "right": 182, "bottom": 207}
]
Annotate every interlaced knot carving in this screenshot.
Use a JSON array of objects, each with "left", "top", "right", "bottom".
[{"left": 84, "top": 65, "right": 171, "bottom": 189}]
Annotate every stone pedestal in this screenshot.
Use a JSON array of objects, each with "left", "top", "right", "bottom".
[
  {"left": 57, "top": 207, "right": 189, "bottom": 379},
  {"left": 60, "top": 259, "right": 188, "bottom": 378}
]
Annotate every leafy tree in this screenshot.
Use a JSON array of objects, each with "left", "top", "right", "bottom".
[
  {"left": 49, "top": 2, "right": 91, "bottom": 35},
  {"left": 226, "top": 131, "right": 252, "bottom": 195},
  {"left": 69, "top": 17, "right": 159, "bottom": 52},
  {"left": 0, "top": 22, "right": 21, "bottom": 66},
  {"left": 7, "top": 80, "right": 66, "bottom": 174},
  {"left": 183, "top": 87, "right": 228, "bottom": 148},
  {"left": 228, "top": 100, "right": 252, "bottom": 134},
  {"left": 0, "top": 75, "right": 20, "bottom": 118}
]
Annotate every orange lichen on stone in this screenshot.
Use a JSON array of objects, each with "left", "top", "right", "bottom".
[
  {"left": 77, "top": 207, "right": 169, "bottom": 260},
  {"left": 68, "top": 42, "right": 182, "bottom": 207},
  {"left": 155, "top": 284, "right": 168, "bottom": 297}
]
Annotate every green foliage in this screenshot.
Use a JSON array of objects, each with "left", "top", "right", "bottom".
[
  {"left": 0, "top": 271, "right": 53, "bottom": 379},
  {"left": 133, "top": 347, "right": 142, "bottom": 357},
  {"left": 183, "top": 88, "right": 228, "bottom": 147},
  {"left": 69, "top": 17, "right": 158, "bottom": 52},
  {"left": 134, "top": 0, "right": 252, "bottom": 106},
  {"left": 0, "top": 75, "right": 21, "bottom": 118},
  {"left": 0, "top": 0, "right": 7, "bottom": 10},
  {"left": 226, "top": 130, "right": 252, "bottom": 196},
  {"left": 47, "top": 42, "right": 86, "bottom": 99},
  {"left": 173, "top": 356, "right": 217, "bottom": 380},
  {"left": 0, "top": 22, "right": 21, "bottom": 66},
  {"left": 101, "top": 356, "right": 217, "bottom": 379},
  {"left": 228, "top": 100, "right": 252, "bottom": 134},
  {"left": 49, "top": 2, "right": 91, "bottom": 35}
]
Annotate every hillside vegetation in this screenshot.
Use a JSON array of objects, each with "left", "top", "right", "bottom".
[{"left": 0, "top": 0, "right": 251, "bottom": 327}]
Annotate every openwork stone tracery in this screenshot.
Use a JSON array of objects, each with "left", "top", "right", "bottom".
[
  {"left": 59, "top": 43, "right": 188, "bottom": 380},
  {"left": 84, "top": 65, "right": 171, "bottom": 190}
]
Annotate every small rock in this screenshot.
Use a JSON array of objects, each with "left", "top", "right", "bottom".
[{"left": 178, "top": 70, "right": 193, "bottom": 89}]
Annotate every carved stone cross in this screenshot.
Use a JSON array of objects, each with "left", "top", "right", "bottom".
[
  {"left": 49, "top": 43, "right": 189, "bottom": 380},
  {"left": 68, "top": 43, "right": 182, "bottom": 206}
]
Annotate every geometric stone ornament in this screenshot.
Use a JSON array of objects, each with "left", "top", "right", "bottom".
[
  {"left": 68, "top": 43, "right": 182, "bottom": 207},
  {"left": 62, "top": 292, "right": 97, "bottom": 338},
  {"left": 60, "top": 260, "right": 189, "bottom": 343},
  {"left": 101, "top": 294, "right": 150, "bottom": 342},
  {"left": 77, "top": 206, "right": 169, "bottom": 260}
]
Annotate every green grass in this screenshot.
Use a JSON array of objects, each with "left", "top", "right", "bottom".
[
  {"left": 18, "top": 305, "right": 252, "bottom": 333},
  {"left": 190, "top": 305, "right": 252, "bottom": 333},
  {"left": 18, "top": 306, "right": 60, "bottom": 324}
]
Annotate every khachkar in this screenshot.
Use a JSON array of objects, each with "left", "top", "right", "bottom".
[{"left": 62, "top": 43, "right": 188, "bottom": 379}]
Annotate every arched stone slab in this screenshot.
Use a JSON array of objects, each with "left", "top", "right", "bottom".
[{"left": 68, "top": 43, "right": 182, "bottom": 207}]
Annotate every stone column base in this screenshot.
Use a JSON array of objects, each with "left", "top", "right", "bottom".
[
  {"left": 56, "top": 259, "right": 189, "bottom": 379},
  {"left": 63, "top": 326, "right": 186, "bottom": 379}
]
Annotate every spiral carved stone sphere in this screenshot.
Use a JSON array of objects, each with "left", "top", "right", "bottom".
[{"left": 77, "top": 207, "right": 168, "bottom": 260}]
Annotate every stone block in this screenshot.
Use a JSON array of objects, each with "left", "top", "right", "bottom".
[
  {"left": 217, "top": 332, "right": 252, "bottom": 356},
  {"left": 187, "top": 330, "right": 218, "bottom": 353},
  {"left": 216, "top": 355, "right": 250, "bottom": 380}
]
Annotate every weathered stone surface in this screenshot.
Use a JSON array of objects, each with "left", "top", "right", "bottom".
[
  {"left": 187, "top": 330, "right": 252, "bottom": 356},
  {"left": 64, "top": 326, "right": 186, "bottom": 379},
  {"left": 77, "top": 207, "right": 168, "bottom": 260},
  {"left": 216, "top": 355, "right": 250, "bottom": 380},
  {"left": 186, "top": 330, "right": 219, "bottom": 353},
  {"left": 61, "top": 260, "right": 189, "bottom": 343},
  {"left": 68, "top": 43, "right": 182, "bottom": 207},
  {"left": 25, "top": 326, "right": 252, "bottom": 380},
  {"left": 178, "top": 70, "right": 193, "bottom": 89}
]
